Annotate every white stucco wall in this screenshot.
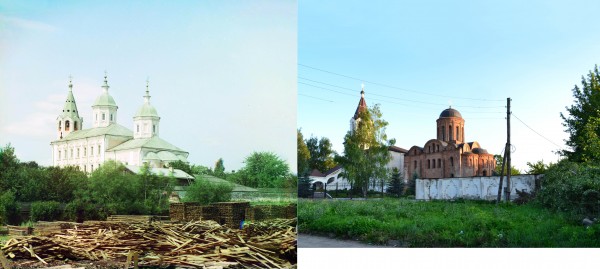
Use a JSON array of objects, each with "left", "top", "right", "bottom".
[{"left": 416, "top": 175, "right": 541, "bottom": 201}]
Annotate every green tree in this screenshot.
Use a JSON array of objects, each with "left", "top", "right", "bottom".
[
  {"left": 336, "top": 104, "right": 393, "bottom": 198},
  {"left": 297, "top": 129, "right": 311, "bottom": 177},
  {"left": 493, "top": 154, "right": 520, "bottom": 176},
  {"left": 386, "top": 168, "right": 404, "bottom": 197},
  {"left": 214, "top": 158, "right": 226, "bottom": 178},
  {"left": 169, "top": 160, "right": 193, "bottom": 175},
  {"left": 561, "top": 65, "right": 600, "bottom": 163},
  {"left": 526, "top": 160, "right": 550, "bottom": 175},
  {"left": 183, "top": 176, "right": 233, "bottom": 205},
  {"left": 306, "top": 135, "right": 337, "bottom": 173},
  {"left": 238, "top": 152, "right": 291, "bottom": 188},
  {"left": 297, "top": 176, "right": 314, "bottom": 198}
]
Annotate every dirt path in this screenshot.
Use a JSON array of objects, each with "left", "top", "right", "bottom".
[{"left": 298, "top": 233, "right": 390, "bottom": 248}]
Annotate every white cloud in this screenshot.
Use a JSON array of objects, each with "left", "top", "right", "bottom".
[{"left": 0, "top": 15, "right": 58, "bottom": 32}]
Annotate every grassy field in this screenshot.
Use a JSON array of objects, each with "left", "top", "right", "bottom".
[{"left": 298, "top": 198, "right": 600, "bottom": 247}]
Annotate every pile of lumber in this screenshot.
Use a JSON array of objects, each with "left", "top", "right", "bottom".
[
  {"left": 34, "top": 222, "right": 77, "bottom": 236},
  {"left": 213, "top": 202, "right": 249, "bottom": 228},
  {"left": 1, "top": 218, "right": 297, "bottom": 268},
  {"left": 105, "top": 215, "right": 156, "bottom": 223},
  {"left": 6, "top": 226, "right": 32, "bottom": 236}
]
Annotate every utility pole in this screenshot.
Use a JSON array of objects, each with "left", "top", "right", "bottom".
[
  {"left": 505, "top": 97, "right": 512, "bottom": 201},
  {"left": 497, "top": 97, "right": 512, "bottom": 203}
]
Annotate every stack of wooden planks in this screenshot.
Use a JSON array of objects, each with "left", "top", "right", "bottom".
[
  {"left": 105, "top": 215, "right": 156, "bottom": 223},
  {"left": 1, "top": 218, "right": 296, "bottom": 268}
]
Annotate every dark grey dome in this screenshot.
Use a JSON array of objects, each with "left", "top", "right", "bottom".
[
  {"left": 439, "top": 108, "right": 462, "bottom": 118},
  {"left": 472, "top": 148, "right": 489, "bottom": 154}
]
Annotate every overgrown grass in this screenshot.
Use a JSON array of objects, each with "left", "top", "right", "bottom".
[{"left": 298, "top": 198, "right": 600, "bottom": 247}]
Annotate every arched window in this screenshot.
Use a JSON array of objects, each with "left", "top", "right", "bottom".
[
  {"left": 110, "top": 114, "right": 113, "bottom": 121},
  {"left": 438, "top": 159, "right": 441, "bottom": 168},
  {"left": 432, "top": 159, "right": 435, "bottom": 168},
  {"left": 102, "top": 113, "right": 105, "bottom": 120},
  {"left": 153, "top": 125, "right": 156, "bottom": 133},
  {"left": 483, "top": 170, "right": 487, "bottom": 176},
  {"left": 437, "top": 145, "right": 440, "bottom": 152},
  {"left": 414, "top": 160, "right": 417, "bottom": 169},
  {"left": 65, "top": 120, "right": 70, "bottom": 131},
  {"left": 74, "top": 121, "right": 78, "bottom": 131},
  {"left": 449, "top": 125, "right": 453, "bottom": 140},
  {"left": 442, "top": 126, "right": 445, "bottom": 140},
  {"left": 450, "top": 157, "right": 454, "bottom": 167},
  {"left": 428, "top": 160, "right": 431, "bottom": 169},
  {"left": 58, "top": 121, "right": 61, "bottom": 131},
  {"left": 58, "top": 151, "right": 61, "bottom": 159},
  {"left": 456, "top": 126, "right": 459, "bottom": 140}
]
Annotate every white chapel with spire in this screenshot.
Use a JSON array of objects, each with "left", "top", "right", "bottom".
[{"left": 50, "top": 74, "right": 189, "bottom": 173}]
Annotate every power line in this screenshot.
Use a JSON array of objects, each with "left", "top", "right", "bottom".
[
  {"left": 512, "top": 113, "right": 564, "bottom": 149},
  {"left": 299, "top": 63, "right": 506, "bottom": 102},
  {"left": 298, "top": 93, "right": 333, "bottom": 102},
  {"left": 299, "top": 76, "right": 505, "bottom": 109}
]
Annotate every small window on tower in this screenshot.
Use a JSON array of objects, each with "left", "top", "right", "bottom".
[
  {"left": 110, "top": 114, "right": 113, "bottom": 121},
  {"left": 58, "top": 121, "right": 61, "bottom": 131},
  {"left": 65, "top": 120, "right": 70, "bottom": 131},
  {"left": 153, "top": 125, "right": 156, "bottom": 133},
  {"left": 102, "top": 113, "right": 105, "bottom": 120},
  {"left": 74, "top": 121, "right": 78, "bottom": 131}
]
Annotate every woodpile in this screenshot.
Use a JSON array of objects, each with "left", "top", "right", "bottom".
[
  {"left": 245, "top": 204, "right": 297, "bottom": 221},
  {"left": 105, "top": 215, "right": 156, "bottom": 223},
  {"left": 1, "top": 218, "right": 297, "bottom": 268},
  {"left": 213, "top": 202, "right": 249, "bottom": 228}
]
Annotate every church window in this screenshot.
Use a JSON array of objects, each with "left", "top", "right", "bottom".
[
  {"left": 438, "top": 159, "right": 441, "bottom": 168},
  {"left": 74, "top": 121, "right": 78, "bottom": 131},
  {"left": 110, "top": 114, "right": 113, "bottom": 121},
  {"left": 102, "top": 113, "right": 105, "bottom": 120},
  {"left": 428, "top": 160, "right": 431, "bottom": 169},
  {"left": 449, "top": 126, "right": 453, "bottom": 140},
  {"left": 456, "top": 126, "right": 459, "bottom": 140},
  {"left": 96, "top": 113, "right": 98, "bottom": 121},
  {"left": 58, "top": 121, "right": 61, "bottom": 131},
  {"left": 58, "top": 151, "right": 61, "bottom": 159},
  {"left": 436, "top": 145, "right": 439, "bottom": 152},
  {"left": 77, "top": 148, "right": 79, "bottom": 158},
  {"left": 450, "top": 157, "right": 454, "bottom": 167},
  {"left": 442, "top": 126, "right": 446, "bottom": 140},
  {"left": 84, "top": 147, "right": 86, "bottom": 157},
  {"left": 428, "top": 146, "right": 431, "bottom": 153},
  {"left": 63, "top": 150, "right": 66, "bottom": 159},
  {"left": 98, "top": 145, "right": 101, "bottom": 155},
  {"left": 137, "top": 125, "right": 139, "bottom": 132},
  {"left": 65, "top": 120, "right": 70, "bottom": 131},
  {"left": 70, "top": 149, "right": 73, "bottom": 158},
  {"left": 432, "top": 160, "right": 435, "bottom": 168},
  {"left": 153, "top": 125, "right": 156, "bottom": 133},
  {"left": 414, "top": 161, "right": 417, "bottom": 169},
  {"left": 91, "top": 164, "right": 94, "bottom": 171}
]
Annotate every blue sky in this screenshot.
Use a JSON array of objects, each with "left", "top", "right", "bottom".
[
  {"left": 0, "top": 1, "right": 297, "bottom": 172},
  {"left": 298, "top": 0, "right": 600, "bottom": 171}
]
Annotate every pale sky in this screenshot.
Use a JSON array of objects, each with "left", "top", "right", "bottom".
[
  {"left": 0, "top": 1, "right": 297, "bottom": 172},
  {"left": 298, "top": 0, "right": 600, "bottom": 172}
]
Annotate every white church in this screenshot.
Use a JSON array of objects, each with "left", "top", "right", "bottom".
[{"left": 50, "top": 75, "right": 189, "bottom": 173}]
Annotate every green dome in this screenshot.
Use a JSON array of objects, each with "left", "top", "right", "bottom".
[
  {"left": 93, "top": 92, "right": 117, "bottom": 107},
  {"left": 135, "top": 103, "right": 159, "bottom": 118}
]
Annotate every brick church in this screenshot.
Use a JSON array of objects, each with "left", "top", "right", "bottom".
[{"left": 403, "top": 107, "right": 496, "bottom": 179}]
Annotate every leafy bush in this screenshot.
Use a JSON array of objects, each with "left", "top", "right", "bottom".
[
  {"left": 535, "top": 160, "right": 600, "bottom": 217},
  {"left": 183, "top": 177, "right": 233, "bottom": 205},
  {"left": 30, "top": 201, "right": 62, "bottom": 222},
  {"left": 0, "top": 191, "right": 20, "bottom": 225}
]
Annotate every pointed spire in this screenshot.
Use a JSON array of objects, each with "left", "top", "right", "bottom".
[
  {"left": 361, "top": 83, "right": 365, "bottom": 97},
  {"left": 68, "top": 75, "right": 73, "bottom": 91},
  {"left": 102, "top": 71, "right": 110, "bottom": 92},
  {"left": 144, "top": 78, "right": 151, "bottom": 103}
]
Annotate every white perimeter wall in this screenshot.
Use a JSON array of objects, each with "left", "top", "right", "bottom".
[{"left": 416, "top": 175, "right": 542, "bottom": 201}]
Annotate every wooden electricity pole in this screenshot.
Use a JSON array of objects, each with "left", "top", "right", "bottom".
[
  {"left": 505, "top": 98, "right": 512, "bottom": 201},
  {"left": 496, "top": 97, "right": 512, "bottom": 203}
]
